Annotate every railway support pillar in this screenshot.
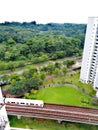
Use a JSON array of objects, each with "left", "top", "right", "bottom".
[
  {"left": 17, "top": 115, "right": 21, "bottom": 119},
  {"left": 58, "top": 120, "right": 62, "bottom": 124}
]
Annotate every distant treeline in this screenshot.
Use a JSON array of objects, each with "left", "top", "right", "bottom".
[{"left": 0, "top": 21, "right": 86, "bottom": 63}]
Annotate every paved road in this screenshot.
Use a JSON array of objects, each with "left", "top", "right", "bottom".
[{"left": 1, "top": 58, "right": 82, "bottom": 76}]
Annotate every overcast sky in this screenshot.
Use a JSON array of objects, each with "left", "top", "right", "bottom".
[{"left": 0, "top": 0, "right": 98, "bottom": 24}]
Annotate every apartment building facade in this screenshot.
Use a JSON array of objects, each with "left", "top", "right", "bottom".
[
  {"left": 80, "top": 17, "right": 98, "bottom": 94},
  {"left": 0, "top": 88, "right": 10, "bottom": 130}
]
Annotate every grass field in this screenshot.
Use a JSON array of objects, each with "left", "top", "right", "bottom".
[
  {"left": 9, "top": 116, "right": 98, "bottom": 130},
  {"left": 36, "top": 86, "right": 91, "bottom": 107},
  {"left": 43, "top": 72, "right": 95, "bottom": 97},
  {"left": 51, "top": 72, "right": 94, "bottom": 94}
]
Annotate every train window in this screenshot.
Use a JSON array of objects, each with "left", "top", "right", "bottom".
[
  {"left": 11, "top": 102, "right": 15, "bottom": 104},
  {"left": 20, "top": 102, "right": 25, "bottom": 104},
  {"left": 30, "top": 103, "right": 34, "bottom": 105}
]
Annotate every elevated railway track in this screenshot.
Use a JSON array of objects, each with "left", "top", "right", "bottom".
[{"left": 5, "top": 103, "right": 98, "bottom": 125}]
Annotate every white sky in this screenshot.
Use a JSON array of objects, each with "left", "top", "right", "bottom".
[{"left": 0, "top": 0, "right": 98, "bottom": 24}]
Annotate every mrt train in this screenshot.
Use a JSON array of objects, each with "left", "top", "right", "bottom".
[{"left": 1, "top": 98, "right": 44, "bottom": 107}]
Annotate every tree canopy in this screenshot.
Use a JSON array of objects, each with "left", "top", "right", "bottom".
[{"left": 0, "top": 21, "right": 86, "bottom": 69}]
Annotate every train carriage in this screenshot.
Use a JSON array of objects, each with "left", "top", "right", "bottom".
[{"left": 5, "top": 98, "right": 44, "bottom": 107}]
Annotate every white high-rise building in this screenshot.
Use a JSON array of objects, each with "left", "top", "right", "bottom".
[
  {"left": 0, "top": 88, "right": 10, "bottom": 130},
  {"left": 80, "top": 17, "right": 98, "bottom": 96}
]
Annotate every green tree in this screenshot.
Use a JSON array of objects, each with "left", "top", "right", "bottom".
[
  {"left": 22, "top": 70, "right": 31, "bottom": 79},
  {"left": 7, "top": 38, "right": 16, "bottom": 45},
  {"left": 62, "top": 67, "right": 67, "bottom": 75},
  {"left": 45, "top": 64, "right": 55, "bottom": 74},
  {"left": 54, "top": 62, "right": 61, "bottom": 69},
  {"left": 29, "top": 66, "right": 37, "bottom": 75},
  {"left": 24, "top": 93, "right": 30, "bottom": 99},
  {"left": 40, "top": 72, "right": 46, "bottom": 80},
  {"left": 0, "top": 44, "right": 7, "bottom": 60},
  {"left": 7, "top": 77, "right": 40, "bottom": 95},
  {"left": 6, "top": 62, "right": 15, "bottom": 71},
  {"left": 63, "top": 59, "right": 76, "bottom": 68},
  {"left": 53, "top": 68, "right": 60, "bottom": 76},
  {"left": 10, "top": 73, "right": 21, "bottom": 82}
]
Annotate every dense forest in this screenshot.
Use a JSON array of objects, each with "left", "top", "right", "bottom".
[{"left": 0, "top": 21, "right": 86, "bottom": 71}]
